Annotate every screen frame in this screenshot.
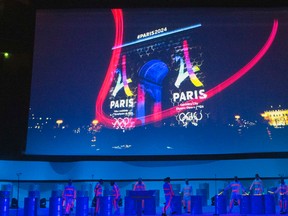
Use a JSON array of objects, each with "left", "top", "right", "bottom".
[{"left": 22, "top": 3, "right": 288, "bottom": 161}]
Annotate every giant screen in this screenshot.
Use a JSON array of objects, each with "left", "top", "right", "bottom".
[{"left": 26, "top": 8, "right": 288, "bottom": 156}]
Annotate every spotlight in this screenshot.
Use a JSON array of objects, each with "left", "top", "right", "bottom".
[
  {"left": 1, "top": 52, "right": 11, "bottom": 59},
  {"left": 40, "top": 198, "right": 47, "bottom": 208},
  {"left": 10, "top": 198, "right": 18, "bottom": 209}
]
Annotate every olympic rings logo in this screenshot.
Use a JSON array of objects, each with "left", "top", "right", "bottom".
[
  {"left": 176, "top": 110, "right": 203, "bottom": 127},
  {"left": 112, "top": 117, "right": 135, "bottom": 130}
]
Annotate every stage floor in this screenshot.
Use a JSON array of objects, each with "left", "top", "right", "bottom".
[{"left": 8, "top": 206, "right": 285, "bottom": 216}]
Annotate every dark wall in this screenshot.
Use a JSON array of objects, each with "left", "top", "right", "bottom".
[{"left": 0, "top": 0, "right": 34, "bottom": 158}]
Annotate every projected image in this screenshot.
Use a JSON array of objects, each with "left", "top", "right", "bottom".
[
  {"left": 103, "top": 23, "right": 206, "bottom": 129},
  {"left": 26, "top": 8, "right": 288, "bottom": 156}
]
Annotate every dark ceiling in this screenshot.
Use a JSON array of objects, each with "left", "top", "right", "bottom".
[{"left": 0, "top": 0, "right": 287, "bottom": 160}]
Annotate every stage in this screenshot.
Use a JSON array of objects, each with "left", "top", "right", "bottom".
[
  {"left": 6, "top": 205, "right": 284, "bottom": 216},
  {"left": 3, "top": 194, "right": 284, "bottom": 216}
]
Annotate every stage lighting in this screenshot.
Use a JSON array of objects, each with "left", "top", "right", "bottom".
[
  {"left": 1, "top": 52, "right": 11, "bottom": 59},
  {"left": 211, "top": 196, "right": 215, "bottom": 206},
  {"left": 10, "top": 198, "right": 18, "bottom": 209},
  {"left": 40, "top": 198, "right": 47, "bottom": 208}
]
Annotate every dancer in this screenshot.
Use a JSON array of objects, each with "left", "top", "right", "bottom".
[
  {"left": 133, "top": 178, "right": 146, "bottom": 210},
  {"left": 224, "top": 176, "right": 246, "bottom": 213},
  {"left": 94, "top": 179, "right": 104, "bottom": 216},
  {"left": 181, "top": 179, "right": 193, "bottom": 213},
  {"left": 249, "top": 174, "right": 264, "bottom": 195},
  {"left": 273, "top": 178, "right": 288, "bottom": 214},
  {"left": 62, "top": 179, "right": 76, "bottom": 216},
  {"left": 162, "top": 177, "right": 175, "bottom": 216},
  {"left": 133, "top": 178, "right": 146, "bottom": 191},
  {"left": 111, "top": 181, "right": 121, "bottom": 215}
]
